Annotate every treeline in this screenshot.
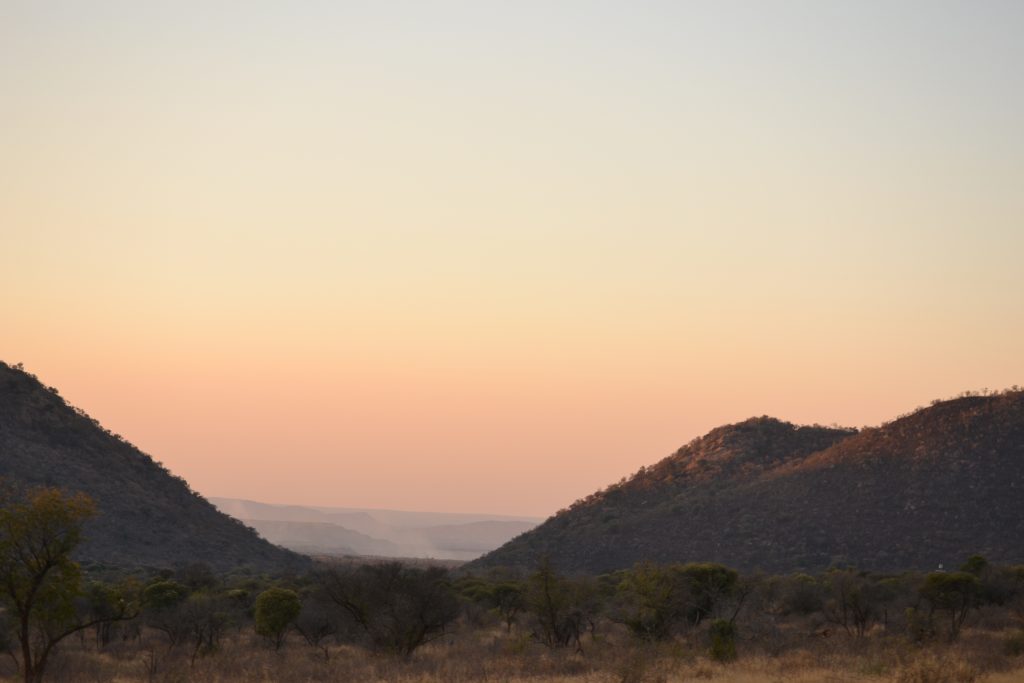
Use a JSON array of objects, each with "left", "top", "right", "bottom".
[
  {"left": 4, "top": 488, "right": 1024, "bottom": 682},
  {"left": 7, "top": 552, "right": 1024, "bottom": 670},
  {"left": 459, "top": 556, "right": 1024, "bottom": 652}
]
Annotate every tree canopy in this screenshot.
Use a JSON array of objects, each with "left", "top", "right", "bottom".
[{"left": 0, "top": 486, "right": 129, "bottom": 683}]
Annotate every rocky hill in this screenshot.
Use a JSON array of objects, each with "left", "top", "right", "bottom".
[
  {"left": 471, "top": 392, "right": 1024, "bottom": 574},
  {"left": 0, "top": 362, "right": 307, "bottom": 573}
]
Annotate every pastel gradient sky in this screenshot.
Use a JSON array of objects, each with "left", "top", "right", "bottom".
[{"left": 2, "top": 2, "right": 1022, "bottom": 516}]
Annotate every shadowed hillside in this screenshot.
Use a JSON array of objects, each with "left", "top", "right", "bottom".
[
  {"left": 471, "top": 392, "right": 1024, "bottom": 574},
  {"left": 0, "top": 362, "right": 307, "bottom": 572}
]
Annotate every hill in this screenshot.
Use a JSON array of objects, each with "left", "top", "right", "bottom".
[
  {"left": 239, "top": 519, "right": 404, "bottom": 557},
  {"left": 0, "top": 362, "right": 307, "bottom": 573},
  {"left": 471, "top": 392, "right": 1024, "bottom": 574}
]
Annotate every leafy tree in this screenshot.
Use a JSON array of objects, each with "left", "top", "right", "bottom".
[
  {"left": 491, "top": 581, "right": 526, "bottom": 633},
  {"left": 294, "top": 593, "right": 341, "bottom": 660},
  {"left": 141, "top": 580, "right": 191, "bottom": 647},
  {"left": 524, "top": 558, "right": 595, "bottom": 651},
  {"left": 254, "top": 588, "right": 301, "bottom": 650},
  {"left": 142, "top": 580, "right": 189, "bottom": 610},
  {"left": 958, "top": 554, "right": 1017, "bottom": 607},
  {"left": 83, "top": 580, "right": 131, "bottom": 649},
  {"left": 0, "top": 487, "right": 131, "bottom": 683},
  {"left": 458, "top": 577, "right": 526, "bottom": 633},
  {"left": 920, "top": 571, "right": 978, "bottom": 641},
  {"left": 708, "top": 618, "right": 737, "bottom": 661},
  {"left": 678, "top": 563, "right": 738, "bottom": 625},
  {"left": 783, "top": 573, "right": 823, "bottom": 615},
  {"left": 176, "top": 563, "right": 218, "bottom": 592},
  {"left": 319, "top": 562, "right": 458, "bottom": 657},
  {"left": 614, "top": 562, "right": 687, "bottom": 641},
  {"left": 183, "top": 593, "right": 231, "bottom": 663},
  {"left": 961, "top": 555, "right": 989, "bottom": 577},
  {"left": 822, "top": 569, "right": 887, "bottom": 638},
  {"left": 999, "top": 565, "right": 1024, "bottom": 621}
]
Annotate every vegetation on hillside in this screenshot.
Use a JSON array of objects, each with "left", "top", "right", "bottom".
[
  {"left": 473, "top": 391, "right": 1024, "bottom": 573},
  {"left": 0, "top": 362, "right": 306, "bottom": 572},
  {"left": 1, "top": 494, "right": 1023, "bottom": 683}
]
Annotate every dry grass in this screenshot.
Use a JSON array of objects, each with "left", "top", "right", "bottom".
[{"left": 3, "top": 624, "right": 1023, "bottom": 683}]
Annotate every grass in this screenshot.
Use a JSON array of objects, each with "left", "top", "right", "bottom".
[{"left": 3, "top": 622, "right": 1023, "bottom": 683}]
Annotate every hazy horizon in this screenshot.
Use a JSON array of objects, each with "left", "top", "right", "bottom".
[
  {"left": 3, "top": 2, "right": 1022, "bottom": 517},
  {"left": 207, "top": 493, "right": 543, "bottom": 521}
]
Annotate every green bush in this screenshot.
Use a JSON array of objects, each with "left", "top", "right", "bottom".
[
  {"left": 254, "top": 588, "right": 301, "bottom": 650},
  {"left": 709, "top": 619, "right": 736, "bottom": 662}
]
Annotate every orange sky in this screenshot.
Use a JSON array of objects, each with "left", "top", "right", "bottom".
[{"left": 2, "top": 3, "right": 1022, "bottom": 516}]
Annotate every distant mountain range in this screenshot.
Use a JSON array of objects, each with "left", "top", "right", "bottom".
[
  {"left": 471, "top": 391, "right": 1024, "bottom": 574},
  {"left": 0, "top": 362, "right": 306, "bottom": 573},
  {"left": 210, "top": 498, "right": 539, "bottom": 560}
]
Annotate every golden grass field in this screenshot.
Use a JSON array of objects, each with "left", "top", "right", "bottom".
[{"left": 8, "top": 621, "right": 1022, "bottom": 683}]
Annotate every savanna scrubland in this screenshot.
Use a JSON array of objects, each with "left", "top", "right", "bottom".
[{"left": 3, "top": 491, "right": 1024, "bottom": 683}]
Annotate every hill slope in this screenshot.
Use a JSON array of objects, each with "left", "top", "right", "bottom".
[
  {"left": 472, "top": 393, "right": 1024, "bottom": 574},
  {"left": 0, "top": 362, "right": 307, "bottom": 573},
  {"left": 240, "top": 519, "right": 404, "bottom": 557}
]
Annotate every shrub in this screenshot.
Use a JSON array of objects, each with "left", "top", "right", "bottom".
[
  {"left": 1005, "top": 630, "right": 1024, "bottom": 657},
  {"left": 319, "top": 562, "right": 459, "bottom": 657},
  {"left": 708, "top": 619, "right": 736, "bottom": 661},
  {"left": 254, "top": 588, "right": 301, "bottom": 650}
]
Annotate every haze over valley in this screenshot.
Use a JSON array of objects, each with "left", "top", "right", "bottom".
[{"left": 211, "top": 497, "right": 539, "bottom": 561}]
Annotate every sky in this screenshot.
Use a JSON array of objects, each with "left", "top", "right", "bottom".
[{"left": 2, "top": 1, "right": 1022, "bottom": 517}]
